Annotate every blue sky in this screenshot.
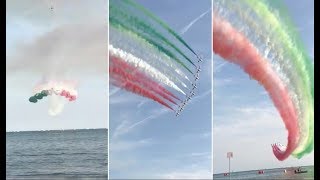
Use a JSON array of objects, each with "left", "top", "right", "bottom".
[
  {"left": 109, "top": 0, "right": 212, "bottom": 178},
  {"left": 6, "top": 0, "right": 108, "bottom": 131},
  {"left": 212, "top": 0, "right": 314, "bottom": 174}
]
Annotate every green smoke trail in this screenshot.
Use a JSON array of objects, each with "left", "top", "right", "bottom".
[
  {"left": 109, "top": 15, "right": 193, "bottom": 74},
  {"left": 110, "top": 1, "right": 197, "bottom": 68},
  {"left": 221, "top": 0, "right": 313, "bottom": 159},
  {"left": 121, "top": 0, "right": 201, "bottom": 59},
  {"left": 109, "top": 26, "right": 191, "bottom": 89},
  {"left": 244, "top": 0, "right": 314, "bottom": 158}
]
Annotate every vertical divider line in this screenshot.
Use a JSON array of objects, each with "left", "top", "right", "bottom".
[
  {"left": 211, "top": 0, "right": 214, "bottom": 178},
  {"left": 106, "top": 0, "right": 110, "bottom": 179}
]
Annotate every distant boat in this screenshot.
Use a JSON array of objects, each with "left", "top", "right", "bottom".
[{"left": 294, "top": 167, "right": 308, "bottom": 174}]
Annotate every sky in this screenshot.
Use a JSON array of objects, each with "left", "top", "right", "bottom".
[
  {"left": 6, "top": 0, "right": 108, "bottom": 131},
  {"left": 212, "top": 0, "right": 314, "bottom": 174},
  {"left": 109, "top": 0, "right": 212, "bottom": 179}
]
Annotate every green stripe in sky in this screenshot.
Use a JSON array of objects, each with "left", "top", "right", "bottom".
[{"left": 121, "top": 0, "right": 200, "bottom": 59}]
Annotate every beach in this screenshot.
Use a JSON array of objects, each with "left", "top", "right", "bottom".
[{"left": 213, "top": 166, "right": 314, "bottom": 179}]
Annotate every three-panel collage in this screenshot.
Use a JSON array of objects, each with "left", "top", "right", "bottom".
[{"left": 6, "top": 0, "right": 314, "bottom": 179}]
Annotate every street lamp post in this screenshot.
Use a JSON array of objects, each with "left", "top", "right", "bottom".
[{"left": 227, "top": 152, "right": 233, "bottom": 180}]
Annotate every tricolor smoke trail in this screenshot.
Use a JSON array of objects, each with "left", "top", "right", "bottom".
[
  {"left": 109, "top": 0, "right": 202, "bottom": 113},
  {"left": 213, "top": 0, "right": 314, "bottom": 160},
  {"left": 31, "top": 80, "right": 78, "bottom": 116}
]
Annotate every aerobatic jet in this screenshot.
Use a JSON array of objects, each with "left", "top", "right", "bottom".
[
  {"left": 197, "top": 55, "right": 203, "bottom": 62},
  {"left": 196, "top": 66, "right": 201, "bottom": 73}
]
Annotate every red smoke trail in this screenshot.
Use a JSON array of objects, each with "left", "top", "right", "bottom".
[
  {"left": 110, "top": 55, "right": 180, "bottom": 103},
  {"left": 110, "top": 56, "right": 175, "bottom": 110},
  {"left": 213, "top": 16, "right": 299, "bottom": 160},
  {"left": 110, "top": 74, "right": 174, "bottom": 110}
]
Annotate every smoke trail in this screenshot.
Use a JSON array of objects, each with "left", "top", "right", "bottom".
[
  {"left": 121, "top": 0, "right": 201, "bottom": 59},
  {"left": 109, "top": 0, "right": 202, "bottom": 112},
  {"left": 244, "top": 0, "right": 314, "bottom": 158},
  {"left": 48, "top": 95, "right": 66, "bottom": 116},
  {"left": 213, "top": 16, "right": 299, "bottom": 161},
  {"left": 180, "top": 8, "right": 211, "bottom": 35},
  {"left": 216, "top": 0, "right": 312, "bottom": 158},
  {"left": 109, "top": 3, "right": 197, "bottom": 68},
  {"left": 32, "top": 80, "right": 78, "bottom": 116},
  {"left": 110, "top": 26, "right": 191, "bottom": 89},
  {"left": 110, "top": 73, "right": 174, "bottom": 111},
  {"left": 109, "top": 44, "right": 186, "bottom": 95},
  {"left": 110, "top": 55, "right": 179, "bottom": 104}
]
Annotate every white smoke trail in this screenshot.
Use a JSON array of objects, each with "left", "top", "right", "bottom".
[
  {"left": 48, "top": 95, "right": 66, "bottom": 116},
  {"left": 180, "top": 8, "right": 211, "bottom": 35},
  {"left": 109, "top": 44, "right": 186, "bottom": 95},
  {"left": 33, "top": 80, "right": 78, "bottom": 116},
  {"left": 109, "top": 26, "right": 191, "bottom": 87}
]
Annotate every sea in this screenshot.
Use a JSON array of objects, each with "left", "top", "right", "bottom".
[
  {"left": 213, "top": 165, "right": 314, "bottom": 179},
  {"left": 6, "top": 129, "right": 108, "bottom": 179}
]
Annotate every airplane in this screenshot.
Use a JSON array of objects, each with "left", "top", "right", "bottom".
[
  {"left": 196, "top": 68, "right": 201, "bottom": 73},
  {"left": 192, "top": 84, "right": 197, "bottom": 89},
  {"left": 197, "top": 55, "right": 203, "bottom": 62},
  {"left": 191, "top": 91, "right": 195, "bottom": 96},
  {"left": 176, "top": 112, "right": 180, "bottom": 117},
  {"left": 187, "top": 96, "right": 191, "bottom": 101},
  {"left": 195, "top": 76, "right": 199, "bottom": 80}
]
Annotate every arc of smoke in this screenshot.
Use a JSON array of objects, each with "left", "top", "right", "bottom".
[
  {"left": 109, "top": 44, "right": 186, "bottom": 95},
  {"left": 110, "top": 55, "right": 179, "bottom": 104},
  {"left": 120, "top": 0, "right": 201, "bottom": 61},
  {"left": 213, "top": 16, "right": 299, "bottom": 161},
  {"left": 109, "top": 4, "right": 197, "bottom": 68}
]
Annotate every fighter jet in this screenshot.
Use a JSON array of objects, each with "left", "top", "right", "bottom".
[
  {"left": 176, "top": 112, "right": 180, "bottom": 116},
  {"left": 191, "top": 91, "right": 195, "bottom": 96},
  {"left": 196, "top": 67, "right": 201, "bottom": 73},
  {"left": 197, "top": 55, "right": 203, "bottom": 62}
]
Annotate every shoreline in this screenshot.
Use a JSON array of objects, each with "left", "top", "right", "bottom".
[{"left": 213, "top": 165, "right": 314, "bottom": 175}]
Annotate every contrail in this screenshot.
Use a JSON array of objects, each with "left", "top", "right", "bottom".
[{"left": 180, "top": 8, "right": 211, "bottom": 35}]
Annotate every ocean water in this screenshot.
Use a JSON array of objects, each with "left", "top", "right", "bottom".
[
  {"left": 213, "top": 166, "right": 314, "bottom": 179},
  {"left": 6, "top": 129, "right": 108, "bottom": 179}
]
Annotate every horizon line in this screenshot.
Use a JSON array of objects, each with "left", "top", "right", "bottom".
[{"left": 6, "top": 128, "right": 108, "bottom": 133}]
